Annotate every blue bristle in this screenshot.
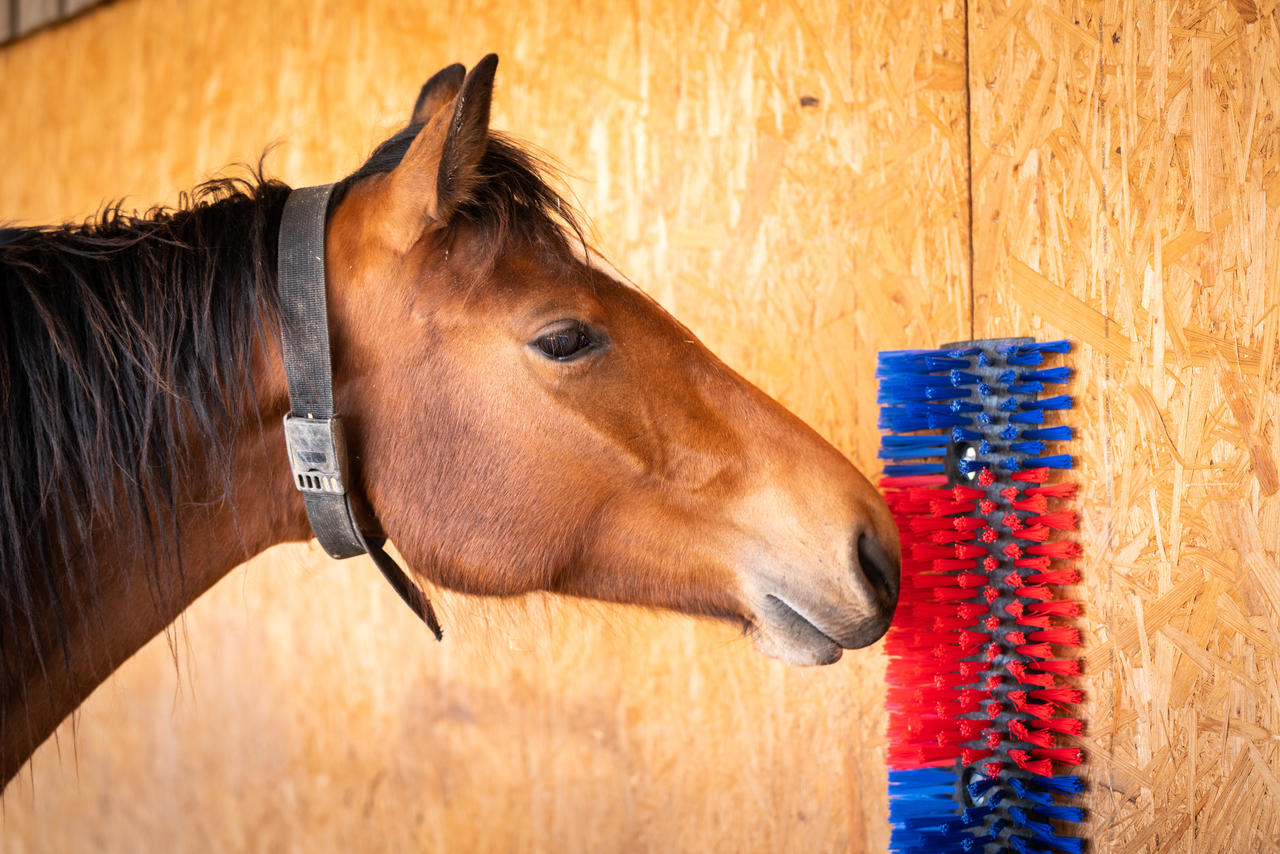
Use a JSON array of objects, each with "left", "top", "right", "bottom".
[
  {"left": 884, "top": 463, "right": 947, "bottom": 477},
  {"left": 1021, "top": 394, "right": 1073, "bottom": 411},
  {"left": 1008, "top": 381, "right": 1045, "bottom": 394},
  {"left": 1033, "top": 804, "right": 1085, "bottom": 823},
  {"left": 977, "top": 352, "right": 991, "bottom": 366},
  {"left": 953, "top": 427, "right": 984, "bottom": 441},
  {"left": 1010, "top": 440, "right": 1046, "bottom": 455},
  {"left": 883, "top": 435, "right": 952, "bottom": 449},
  {"left": 950, "top": 369, "right": 981, "bottom": 386},
  {"left": 1021, "top": 425, "right": 1074, "bottom": 442},
  {"left": 1030, "top": 454, "right": 1073, "bottom": 469},
  {"left": 1022, "top": 366, "right": 1073, "bottom": 383},
  {"left": 999, "top": 425, "right": 1019, "bottom": 440},
  {"left": 1025, "top": 775, "right": 1084, "bottom": 796},
  {"left": 957, "top": 459, "right": 990, "bottom": 475},
  {"left": 966, "top": 775, "right": 999, "bottom": 802},
  {"left": 998, "top": 397, "right": 1020, "bottom": 412},
  {"left": 888, "top": 768, "right": 969, "bottom": 853},
  {"left": 977, "top": 412, "right": 991, "bottom": 425},
  {"left": 879, "top": 438, "right": 950, "bottom": 460},
  {"left": 1034, "top": 339, "right": 1072, "bottom": 354},
  {"left": 998, "top": 370, "right": 1017, "bottom": 384},
  {"left": 946, "top": 346, "right": 982, "bottom": 357},
  {"left": 951, "top": 400, "right": 983, "bottom": 414},
  {"left": 998, "top": 457, "right": 1022, "bottom": 472},
  {"left": 928, "top": 412, "right": 973, "bottom": 429},
  {"left": 979, "top": 440, "right": 992, "bottom": 454},
  {"left": 1008, "top": 778, "right": 1054, "bottom": 805},
  {"left": 1008, "top": 809, "right": 1086, "bottom": 851},
  {"left": 1009, "top": 410, "right": 1046, "bottom": 425},
  {"left": 1004, "top": 350, "right": 1044, "bottom": 366}
]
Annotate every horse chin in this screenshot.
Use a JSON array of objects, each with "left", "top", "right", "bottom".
[{"left": 747, "top": 595, "right": 892, "bottom": 667}]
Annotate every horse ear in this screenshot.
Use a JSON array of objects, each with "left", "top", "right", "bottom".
[
  {"left": 411, "top": 63, "right": 465, "bottom": 126},
  {"left": 387, "top": 54, "right": 498, "bottom": 247}
]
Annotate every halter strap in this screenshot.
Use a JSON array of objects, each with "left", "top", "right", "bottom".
[{"left": 277, "top": 184, "right": 442, "bottom": 640}]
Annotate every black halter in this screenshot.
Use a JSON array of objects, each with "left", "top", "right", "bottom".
[{"left": 276, "top": 183, "right": 442, "bottom": 640}]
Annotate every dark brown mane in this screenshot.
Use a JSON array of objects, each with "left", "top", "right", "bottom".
[{"left": 0, "top": 130, "right": 582, "bottom": 748}]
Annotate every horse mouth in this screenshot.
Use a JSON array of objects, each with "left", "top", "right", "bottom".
[{"left": 748, "top": 595, "right": 891, "bottom": 667}]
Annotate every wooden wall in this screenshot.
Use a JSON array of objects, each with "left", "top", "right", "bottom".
[{"left": 0, "top": 0, "right": 1277, "bottom": 851}]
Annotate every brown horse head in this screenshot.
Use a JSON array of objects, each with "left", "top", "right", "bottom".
[{"left": 321, "top": 56, "right": 899, "bottom": 666}]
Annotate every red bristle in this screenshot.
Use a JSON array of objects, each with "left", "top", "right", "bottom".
[
  {"left": 1025, "top": 481, "right": 1078, "bottom": 499},
  {"left": 983, "top": 587, "right": 1000, "bottom": 603},
  {"left": 963, "top": 748, "right": 993, "bottom": 765},
  {"left": 953, "top": 484, "right": 986, "bottom": 500},
  {"left": 999, "top": 487, "right": 1019, "bottom": 501},
  {"left": 932, "top": 529, "right": 977, "bottom": 544},
  {"left": 1030, "top": 658, "right": 1082, "bottom": 677},
  {"left": 1027, "top": 540, "right": 1082, "bottom": 559},
  {"left": 1011, "top": 467, "right": 1049, "bottom": 483},
  {"left": 1014, "top": 556, "right": 1052, "bottom": 571},
  {"left": 934, "top": 587, "right": 981, "bottom": 603},
  {"left": 985, "top": 702, "right": 1002, "bottom": 719},
  {"left": 934, "top": 558, "right": 981, "bottom": 571},
  {"left": 931, "top": 500, "right": 977, "bottom": 515},
  {"left": 911, "top": 517, "right": 963, "bottom": 532},
  {"left": 1016, "top": 642, "right": 1055, "bottom": 659},
  {"left": 957, "top": 602, "right": 992, "bottom": 620},
  {"left": 1028, "top": 511, "right": 1078, "bottom": 531},
  {"left": 1003, "top": 543, "right": 1024, "bottom": 559},
  {"left": 1008, "top": 750, "right": 1053, "bottom": 776},
  {"left": 932, "top": 616, "right": 975, "bottom": 631},
  {"left": 1014, "top": 614, "right": 1055, "bottom": 629},
  {"left": 1007, "top": 631, "right": 1028, "bottom": 645},
  {"left": 958, "top": 661, "right": 985, "bottom": 679},
  {"left": 913, "top": 544, "right": 957, "bottom": 560},
  {"left": 1015, "top": 524, "right": 1053, "bottom": 542},
  {"left": 1031, "top": 717, "right": 1085, "bottom": 736},
  {"left": 980, "top": 527, "right": 999, "bottom": 542},
  {"left": 1004, "top": 601, "right": 1025, "bottom": 618},
  {"left": 1006, "top": 573, "right": 1025, "bottom": 587},
  {"left": 1026, "top": 568, "right": 1080, "bottom": 585},
  {"left": 1028, "top": 600, "right": 1082, "bottom": 617},
  {"left": 954, "top": 544, "right": 987, "bottom": 559},
  {"left": 982, "top": 616, "right": 1000, "bottom": 631},
  {"left": 983, "top": 762, "right": 1004, "bottom": 779},
  {"left": 1004, "top": 513, "right": 1024, "bottom": 531},
  {"left": 983, "top": 556, "right": 999, "bottom": 571},
  {"left": 978, "top": 499, "right": 998, "bottom": 514},
  {"left": 983, "top": 675, "right": 1002, "bottom": 691},
  {"left": 1015, "top": 585, "right": 1054, "bottom": 601},
  {"left": 957, "top": 572, "right": 986, "bottom": 588},
  {"left": 1031, "top": 687, "right": 1084, "bottom": 705},
  {"left": 1030, "top": 626, "right": 1081, "bottom": 646},
  {"left": 882, "top": 474, "right": 950, "bottom": 489},
  {"left": 1012, "top": 721, "right": 1056, "bottom": 748},
  {"left": 1012, "top": 494, "right": 1049, "bottom": 513},
  {"left": 1016, "top": 671, "right": 1057, "bottom": 689},
  {"left": 1033, "top": 746, "right": 1083, "bottom": 766},
  {"left": 984, "top": 731, "right": 1002, "bottom": 748},
  {"left": 977, "top": 469, "right": 996, "bottom": 486},
  {"left": 1007, "top": 661, "right": 1027, "bottom": 681},
  {"left": 984, "top": 643, "right": 1002, "bottom": 661},
  {"left": 960, "top": 719, "right": 987, "bottom": 739}
]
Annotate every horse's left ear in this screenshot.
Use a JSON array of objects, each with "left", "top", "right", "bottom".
[
  {"left": 411, "top": 63, "right": 466, "bottom": 125},
  {"left": 385, "top": 54, "right": 498, "bottom": 250}
]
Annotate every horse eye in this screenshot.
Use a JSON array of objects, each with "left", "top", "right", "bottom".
[{"left": 534, "top": 322, "right": 596, "bottom": 361}]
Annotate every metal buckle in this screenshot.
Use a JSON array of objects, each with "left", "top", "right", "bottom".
[{"left": 283, "top": 414, "right": 350, "bottom": 495}]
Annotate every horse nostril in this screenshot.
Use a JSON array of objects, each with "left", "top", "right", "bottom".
[{"left": 856, "top": 531, "right": 900, "bottom": 612}]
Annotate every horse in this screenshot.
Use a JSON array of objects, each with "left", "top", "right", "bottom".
[{"left": 0, "top": 55, "right": 900, "bottom": 786}]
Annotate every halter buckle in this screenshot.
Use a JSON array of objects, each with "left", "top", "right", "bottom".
[{"left": 283, "top": 414, "right": 350, "bottom": 495}]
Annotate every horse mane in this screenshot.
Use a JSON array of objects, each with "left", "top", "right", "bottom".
[{"left": 0, "top": 127, "right": 581, "bottom": 737}]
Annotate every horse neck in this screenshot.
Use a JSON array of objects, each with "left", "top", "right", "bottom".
[{"left": 2, "top": 232, "right": 312, "bottom": 789}]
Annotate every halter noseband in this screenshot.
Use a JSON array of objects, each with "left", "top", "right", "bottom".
[{"left": 276, "top": 183, "right": 442, "bottom": 639}]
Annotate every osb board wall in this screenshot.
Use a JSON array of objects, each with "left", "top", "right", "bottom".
[
  {"left": 1, "top": 0, "right": 1277, "bottom": 852},
  {"left": 969, "top": 0, "right": 1280, "bottom": 849},
  {"left": 0, "top": 0, "right": 969, "bottom": 852}
]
